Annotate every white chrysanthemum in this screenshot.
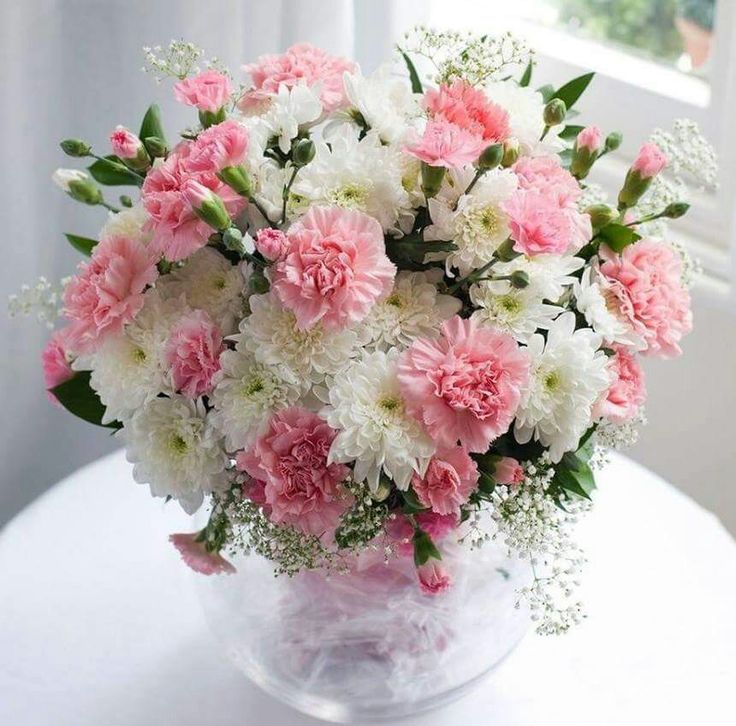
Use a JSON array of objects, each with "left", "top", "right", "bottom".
[
  {"left": 470, "top": 280, "right": 561, "bottom": 344},
  {"left": 292, "top": 124, "right": 412, "bottom": 232},
  {"left": 249, "top": 158, "right": 289, "bottom": 223},
  {"left": 573, "top": 267, "right": 645, "bottom": 348},
  {"left": 484, "top": 80, "right": 547, "bottom": 152},
  {"left": 426, "top": 167, "right": 518, "bottom": 275},
  {"left": 122, "top": 396, "right": 229, "bottom": 513},
  {"left": 239, "top": 293, "right": 361, "bottom": 383},
  {"left": 323, "top": 349, "right": 435, "bottom": 491},
  {"left": 514, "top": 313, "right": 611, "bottom": 462},
  {"left": 492, "top": 254, "right": 584, "bottom": 302},
  {"left": 209, "top": 347, "right": 303, "bottom": 451},
  {"left": 259, "top": 84, "right": 322, "bottom": 154},
  {"left": 100, "top": 204, "right": 152, "bottom": 245},
  {"left": 359, "top": 270, "right": 461, "bottom": 350},
  {"left": 342, "top": 64, "right": 419, "bottom": 145},
  {"left": 159, "top": 247, "right": 248, "bottom": 335}
]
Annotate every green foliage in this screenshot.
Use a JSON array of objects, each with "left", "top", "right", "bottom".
[
  {"left": 384, "top": 234, "right": 456, "bottom": 271},
  {"left": 519, "top": 59, "right": 534, "bottom": 87},
  {"left": 549, "top": 427, "right": 598, "bottom": 502},
  {"left": 553, "top": 72, "right": 595, "bottom": 112},
  {"left": 138, "top": 104, "right": 167, "bottom": 147},
  {"left": 597, "top": 222, "right": 641, "bottom": 252},
  {"left": 399, "top": 49, "right": 424, "bottom": 94},
  {"left": 413, "top": 528, "right": 442, "bottom": 566},
  {"left": 87, "top": 155, "right": 143, "bottom": 187},
  {"left": 50, "top": 371, "right": 121, "bottom": 429},
  {"left": 64, "top": 233, "right": 97, "bottom": 257}
]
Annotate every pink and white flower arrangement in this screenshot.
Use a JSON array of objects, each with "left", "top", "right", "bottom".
[{"left": 30, "top": 31, "right": 712, "bottom": 633}]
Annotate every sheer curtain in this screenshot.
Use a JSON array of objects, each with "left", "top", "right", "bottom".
[{"left": 0, "top": 0, "right": 426, "bottom": 525}]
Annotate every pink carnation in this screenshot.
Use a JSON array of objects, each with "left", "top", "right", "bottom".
[
  {"left": 109, "top": 125, "right": 142, "bottom": 159},
  {"left": 513, "top": 155, "right": 582, "bottom": 209},
  {"left": 632, "top": 142, "right": 668, "bottom": 178},
  {"left": 183, "top": 119, "right": 249, "bottom": 174},
  {"left": 493, "top": 457, "right": 525, "bottom": 486},
  {"left": 576, "top": 125, "right": 603, "bottom": 153},
  {"left": 236, "top": 407, "right": 350, "bottom": 537},
  {"left": 173, "top": 70, "right": 232, "bottom": 113},
  {"left": 594, "top": 345, "right": 647, "bottom": 422},
  {"left": 417, "top": 562, "right": 452, "bottom": 595},
  {"left": 405, "top": 119, "right": 486, "bottom": 169},
  {"left": 424, "top": 80, "right": 510, "bottom": 145},
  {"left": 503, "top": 191, "right": 576, "bottom": 256},
  {"left": 411, "top": 446, "right": 479, "bottom": 515},
  {"left": 599, "top": 239, "right": 692, "bottom": 358},
  {"left": 169, "top": 533, "right": 236, "bottom": 575},
  {"left": 141, "top": 142, "right": 245, "bottom": 261},
  {"left": 42, "top": 329, "right": 74, "bottom": 405},
  {"left": 254, "top": 227, "right": 288, "bottom": 261},
  {"left": 243, "top": 43, "right": 355, "bottom": 112},
  {"left": 398, "top": 316, "right": 529, "bottom": 453},
  {"left": 385, "top": 512, "right": 458, "bottom": 558},
  {"left": 164, "top": 310, "right": 224, "bottom": 398},
  {"left": 63, "top": 236, "right": 158, "bottom": 353},
  {"left": 271, "top": 206, "right": 395, "bottom": 330}
]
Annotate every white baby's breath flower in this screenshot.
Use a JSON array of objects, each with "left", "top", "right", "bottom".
[
  {"left": 209, "top": 347, "right": 303, "bottom": 452},
  {"left": 322, "top": 349, "right": 435, "bottom": 491},
  {"left": 159, "top": 247, "right": 248, "bottom": 335},
  {"left": 239, "top": 293, "right": 361, "bottom": 383},
  {"left": 52, "top": 168, "right": 88, "bottom": 192},
  {"left": 359, "top": 270, "right": 461, "bottom": 351},
  {"left": 515, "top": 312, "right": 611, "bottom": 462},
  {"left": 122, "top": 395, "right": 229, "bottom": 514},
  {"left": 100, "top": 204, "right": 152, "bottom": 245},
  {"left": 292, "top": 124, "right": 413, "bottom": 232}
]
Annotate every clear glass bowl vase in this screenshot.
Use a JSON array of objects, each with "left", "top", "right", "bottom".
[{"left": 192, "top": 539, "right": 530, "bottom": 723}]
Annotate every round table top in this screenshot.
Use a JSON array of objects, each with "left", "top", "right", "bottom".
[{"left": 1, "top": 449, "right": 735, "bottom": 726}]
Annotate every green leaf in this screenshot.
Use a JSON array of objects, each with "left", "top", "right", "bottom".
[
  {"left": 401, "top": 488, "right": 428, "bottom": 514},
  {"left": 413, "top": 529, "right": 442, "bottom": 567},
  {"left": 50, "top": 371, "right": 121, "bottom": 429},
  {"left": 138, "top": 104, "right": 167, "bottom": 146},
  {"left": 64, "top": 233, "right": 97, "bottom": 257},
  {"left": 597, "top": 223, "right": 641, "bottom": 253},
  {"left": 385, "top": 236, "right": 457, "bottom": 266},
  {"left": 553, "top": 72, "right": 595, "bottom": 111},
  {"left": 520, "top": 59, "right": 533, "bottom": 87},
  {"left": 537, "top": 83, "right": 556, "bottom": 103},
  {"left": 559, "top": 124, "right": 585, "bottom": 141},
  {"left": 558, "top": 148, "right": 574, "bottom": 169},
  {"left": 399, "top": 49, "right": 423, "bottom": 94},
  {"left": 87, "top": 155, "right": 143, "bottom": 187},
  {"left": 477, "top": 470, "right": 496, "bottom": 495}
]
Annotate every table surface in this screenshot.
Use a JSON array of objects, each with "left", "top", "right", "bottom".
[{"left": 1, "top": 449, "right": 735, "bottom": 726}]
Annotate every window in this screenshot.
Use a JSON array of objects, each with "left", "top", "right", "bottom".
[{"left": 428, "top": 0, "right": 735, "bottom": 295}]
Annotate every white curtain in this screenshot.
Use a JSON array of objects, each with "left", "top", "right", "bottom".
[{"left": 0, "top": 0, "right": 428, "bottom": 524}]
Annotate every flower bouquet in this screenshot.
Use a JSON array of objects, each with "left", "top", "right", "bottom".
[{"left": 16, "top": 27, "right": 716, "bottom": 722}]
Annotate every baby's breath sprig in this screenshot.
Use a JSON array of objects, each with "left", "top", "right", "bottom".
[
  {"left": 8, "top": 276, "right": 70, "bottom": 329},
  {"left": 142, "top": 40, "right": 230, "bottom": 83},
  {"left": 650, "top": 119, "right": 718, "bottom": 191},
  {"left": 334, "top": 480, "right": 390, "bottom": 553}
]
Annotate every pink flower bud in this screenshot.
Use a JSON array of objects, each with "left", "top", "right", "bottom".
[
  {"left": 576, "top": 125, "right": 603, "bottom": 153},
  {"left": 181, "top": 178, "right": 215, "bottom": 208},
  {"left": 110, "top": 125, "right": 143, "bottom": 159},
  {"left": 254, "top": 228, "right": 288, "bottom": 261},
  {"left": 174, "top": 70, "right": 232, "bottom": 113},
  {"left": 493, "top": 457, "right": 524, "bottom": 486},
  {"left": 632, "top": 142, "right": 667, "bottom": 179},
  {"left": 417, "top": 562, "right": 452, "bottom": 595}
]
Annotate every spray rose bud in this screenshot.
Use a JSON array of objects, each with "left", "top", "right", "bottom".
[
  {"left": 52, "top": 168, "right": 88, "bottom": 192},
  {"left": 109, "top": 125, "right": 149, "bottom": 170},
  {"left": 291, "top": 138, "right": 316, "bottom": 167},
  {"left": 477, "top": 143, "right": 504, "bottom": 171},
  {"left": 182, "top": 179, "right": 231, "bottom": 230},
  {"left": 67, "top": 178, "right": 103, "bottom": 205},
  {"left": 605, "top": 131, "right": 623, "bottom": 152},
  {"left": 143, "top": 136, "right": 168, "bottom": 158},
  {"left": 618, "top": 142, "right": 668, "bottom": 209},
  {"left": 509, "top": 270, "right": 530, "bottom": 289},
  {"left": 59, "top": 138, "right": 92, "bottom": 157},
  {"left": 543, "top": 98, "right": 567, "bottom": 127},
  {"left": 420, "top": 162, "right": 446, "bottom": 198},
  {"left": 217, "top": 165, "right": 253, "bottom": 197},
  {"left": 663, "top": 201, "right": 690, "bottom": 219},
  {"left": 501, "top": 138, "right": 520, "bottom": 168},
  {"left": 585, "top": 203, "right": 618, "bottom": 229}
]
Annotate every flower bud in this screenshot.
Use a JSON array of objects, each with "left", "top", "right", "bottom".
[
  {"left": 52, "top": 168, "right": 88, "bottom": 192},
  {"left": 604, "top": 131, "right": 623, "bottom": 152},
  {"left": 143, "top": 136, "right": 168, "bottom": 158},
  {"left": 420, "top": 162, "right": 446, "bottom": 198},
  {"left": 198, "top": 107, "right": 227, "bottom": 129},
  {"left": 221, "top": 226, "right": 245, "bottom": 253},
  {"left": 372, "top": 479, "right": 392, "bottom": 502},
  {"left": 571, "top": 126, "right": 602, "bottom": 179},
  {"left": 291, "top": 138, "right": 316, "bottom": 167},
  {"left": 495, "top": 237, "right": 519, "bottom": 262},
  {"left": 663, "top": 201, "right": 690, "bottom": 219},
  {"left": 119, "top": 195, "right": 133, "bottom": 208},
  {"left": 509, "top": 270, "right": 530, "bottom": 289},
  {"left": 501, "top": 138, "right": 520, "bottom": 168},
  {"left": 67, "top": 178, "right": 103, "bottom": 205},
  {"left": 217, "top": 165, "right": 253, "bottom": 197},
  {"left": 477, "top": 143, "right": 504, "bottom": 170},
  {"left": 110, "top": 126, "right": 142, "bottom": 159},
  {"left": 631, "top": 142, "right": 668, "bottom": 180},
  {"left": 59, "top": 138, "right": 92, "bottom": 157},
  {"left": 543, "top": 98, "right": 567, "bottom": 127},
  {"left": 182, "top": 180, "right": 231, "bottom": 230},
  {"left": 585, "top": 203, "right": 618, "bottom": 229}
]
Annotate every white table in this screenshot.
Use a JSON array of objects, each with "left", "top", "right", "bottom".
[{"left": 1, "top": 450, "right": 735, "bottom": 726}]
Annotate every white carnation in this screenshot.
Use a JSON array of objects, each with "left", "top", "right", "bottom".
[
  {"left": 209, "top": 347, "right": 303, "bottom": 452},
  {"left": 259, "top": 84, "right": 322, "bottom": 154},
  {"left": 322, "top": 349, "right": 435, "bottom": 491},
  {"left": 515, "top": 313, "right": 611, "bottom": 462},
  {"left": 358, "top": 270, "right": 461, "bottom": 350},
  {"left": 122, "top": 396, "right": 229, "bottom": 513},
  {"left": 239, "top": 293, "right": 361, "bottom": 384},
  {"left": 52, "top": 168, "right": 88, "bottom": 192},
  {"left": 100, "top": 204, "right": 152, "bottom": 245}
]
